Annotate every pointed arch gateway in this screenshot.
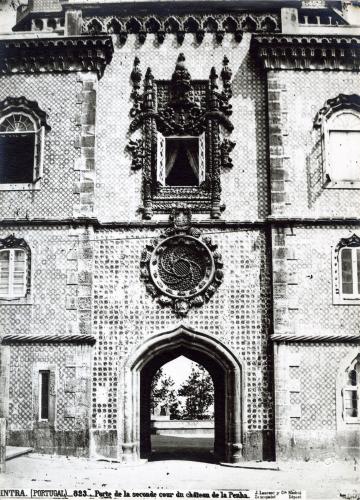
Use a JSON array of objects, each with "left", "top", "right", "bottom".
[{"left": 117, "top": 326, "right": 245, "bottom": 464}]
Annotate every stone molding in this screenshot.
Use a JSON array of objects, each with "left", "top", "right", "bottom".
[
  {"left": 116, "top": 325, "right": 244, "bottom": 464},
  {"left": 81, "top": 12, "right": 280, "bottom": 44},
  {"left": 0, "top": 217, "right": 360, "bottom": 227},
  {"left": 0, "top": 96, "right": 51, "bottom": 131},
  {"left": 253, "top": 34, "right": 360, "bottom": 70},
  {"left": 314, "top": 93, "right": 360, "bottom": 127},
  {"left": 0, "top": 36, "right": 113, "bottom": 78},
  {"left": 271, "top": 332, "right": 360, "bottom": 342},
  {"left": 140, "top": 210, "right": 224, "bottom": 317},
  {"left": 1, "top": 333, "right": 96, "bottom": 345}
]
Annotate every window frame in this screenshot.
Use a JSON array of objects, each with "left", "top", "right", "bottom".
[
  {"left": 0, "top": 111, "right": 45, "bottom": 191},
  {"left": 39, "top": 370, "right": 51, "bottom": 422},
  {"left": 0, "top": 247, "right": 28, "bottom": 300},
  {"left": 33, "top": 363, "right": 56, "bottom": 427},
  {"left": 157, "top": 133, "right": 206, "bottom": 188},
  {"left": 339, "top": 247, "right": 360, "bottom": 300},
  {"left": 0, "top": 235, "right": 31, "bottom": 303},
  {"left": 332, "top": 234, "right": 360, "bottom": 305},
  {"left": 322, "top": 109, "right": 360, "bottom": 189},
  {"left": 336, "top": 347, "right": 360, "bottom": 426}
]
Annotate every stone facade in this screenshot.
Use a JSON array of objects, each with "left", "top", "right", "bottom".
[{"left": 0, "top": 0, "right": 359, "bottom": 465}]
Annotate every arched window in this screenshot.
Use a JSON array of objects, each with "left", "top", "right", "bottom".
[
  {"left": 332, "top": 233, "right": 360, "bottom": 305},
  {"left": 324, "top": 110, "right": 360, "bottom": 187},
  {"left": 343, "top": 354, "right": 360, "bottom": 423},
  {"left": 0, "top": 235, "right": 30, "bottom": 300},
  {"left": 314, "top": 94, "right": 360, "bottom": 189},
  {"left": 0, "top": 97, "right": 50, "bottom": 187}
]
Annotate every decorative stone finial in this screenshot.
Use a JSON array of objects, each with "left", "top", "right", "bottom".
[{"left": 171, "top": 53, "right": 192, "bottom": 107}]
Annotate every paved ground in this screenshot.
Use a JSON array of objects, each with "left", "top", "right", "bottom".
[{"left": 1, "top": 437, "right": 359, "bottom": 500}]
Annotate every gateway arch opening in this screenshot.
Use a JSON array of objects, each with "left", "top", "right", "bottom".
[
  {"left": 148, "top": 356, "right": 215, "bottom": 462},
  {"left": 120, "top": 326, "right": 243, "bottom": 464}
]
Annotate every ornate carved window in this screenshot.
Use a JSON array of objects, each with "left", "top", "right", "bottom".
[
  {"left": 128, "top": 54, "right": 235, "bottom": 219},
  {"left": 314, "top": 94, "right": 360, "bottom": 189},
  {"left": 332, "top": 233, "right": 360, "bottom": 305},
  {"left": 0, "top": 235, "right": 31, "bottom": 300},
  {"left": 0, "top": 97, "right": 50, "bottom": 189}
]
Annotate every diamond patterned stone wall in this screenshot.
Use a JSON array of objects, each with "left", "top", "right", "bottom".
[{"left": 0, "top": 73, "right": 80, "bottom": 220}]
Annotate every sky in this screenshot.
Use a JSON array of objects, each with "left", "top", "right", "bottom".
[
  {"left": 0, "top": 1, "right": 17, "bottom": 34},
  {"left": 161, "top": 355, "right": 194, "bottom": 390}
]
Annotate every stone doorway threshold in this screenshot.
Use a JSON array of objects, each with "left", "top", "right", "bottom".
[{"left": 6, "top": 446, "right": 33, "bottom": 461}]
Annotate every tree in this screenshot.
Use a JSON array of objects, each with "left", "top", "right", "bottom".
[
  {"left": 150, "top": 368, "right": 181, "bottom": 419},
  {"left": 178, "top": 364, "right": 214, "bottom": 420}
]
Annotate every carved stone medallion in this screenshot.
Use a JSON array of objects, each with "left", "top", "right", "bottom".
[
  {"left": 150, "top": 234, "right": 214, "bottom": 297},
  {"left": 140, "top": 210, "right": 223, "bottom": 316}
]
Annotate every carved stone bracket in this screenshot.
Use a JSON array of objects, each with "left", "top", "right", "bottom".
[
  {"left": 221, "top": 139, "right": 236, "bottom": 169},
  {"left": 126, "top": 139, "right": 144, "bottom": 170},
  {"left": 253, "top": 34, "right": 360, "bottom": 71},
  {"left": 140, "top": 209, "right": 224, "bottom": 317},
  {"left": 127, "top": 54, "right": 235, "bottom": 219},
  {"left": 314, "top": 94, "right": 360, "bottom": 128},
  {"left": 0, "top": 36, "right": 114, "bottom": 77}
]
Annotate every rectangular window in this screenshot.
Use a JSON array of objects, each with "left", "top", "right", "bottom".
[
  {"left": 0, "top": 133, "right": 35, "bottom": 184},
  {"left": 39, "top": 370, "right": 50, "bottom": 421},
  {"left": 329, "top": 131, "right": 360, "bottom": 183},
  {"left": 165, "top": 138, "right": 199, "bottom": 186},
  {"left": 157, "top": 134, "right": 206, "bottom": 188}
]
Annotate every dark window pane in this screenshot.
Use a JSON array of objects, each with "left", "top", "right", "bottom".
[
  {"left": 165, "top": 138, "right": 199, "bottom": 187},
  {"left": 347, "top": 369, "right": 357, "bottom": 386},
  {"left": 40, "top": 370, "right": 50, "bottom": 420},
  {"left": 341, "top": 248, "right": 353, "bottom": 294},
  {"left": 0, "top": 133, "right": 35, "bottom": 183}
]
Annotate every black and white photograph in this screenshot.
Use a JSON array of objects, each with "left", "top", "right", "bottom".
[{"left": 0, "top": 0, "right": 359, "bottom": 498}]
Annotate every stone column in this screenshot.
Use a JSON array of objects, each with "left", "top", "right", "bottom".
[
  {"left": 65, "top": 10, "right": 83, "bottom": 36},
  {"left": 229, "top": 369, "right": 243, "bottom": 463}
]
